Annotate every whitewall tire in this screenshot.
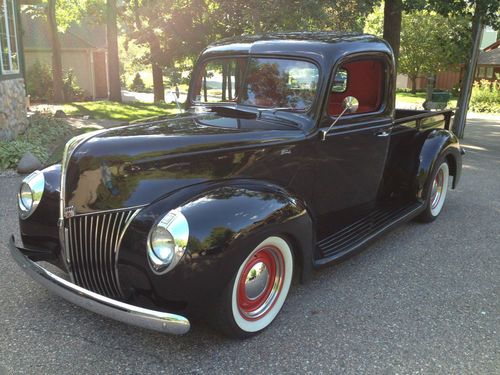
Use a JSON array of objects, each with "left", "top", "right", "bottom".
[
  {"left": 231, "top": 236, "right": 293, "bottom": 333},
  {"left": 418, "top": 159, "right": 450, "bottom": 222},
  {"left": 212, "top": 236, "right": 294, "bottom": 338}
]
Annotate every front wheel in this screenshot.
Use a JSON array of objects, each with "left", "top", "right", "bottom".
[
  {"left": 418, "top": 159, "right": 450, "bottom": 222},
  {"left": 212, "top": 236, "right": 294, "bottom": 338}
]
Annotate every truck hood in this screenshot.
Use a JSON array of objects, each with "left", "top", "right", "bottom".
[{"left": 64, "top": 112, "right": 305, "bottom": 214}]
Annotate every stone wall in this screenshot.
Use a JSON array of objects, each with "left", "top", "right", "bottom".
[{"left": 0, "top": 78, "right": 28, "bottom": 140}]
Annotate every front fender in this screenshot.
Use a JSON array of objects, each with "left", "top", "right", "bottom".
[
  {"left": 416, "top": 129, "right": 462, "bottom": 201},
  {"left": 117, "top": 180, "right": 313, "bottom": 312}
]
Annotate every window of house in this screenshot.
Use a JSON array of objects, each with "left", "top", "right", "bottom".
[
  {"left": 328, "top": 58, "right": 385, "bottom": 116},
  {"left": 0, "top": 0, "right": 20, "bottom": 74},
  {"left": 486, "top": 67, "right": 494, "bottom": 79}
]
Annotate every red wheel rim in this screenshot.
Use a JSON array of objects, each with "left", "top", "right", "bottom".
[{"left": 236, "top": 245, "right": 285, "bottom": 321}]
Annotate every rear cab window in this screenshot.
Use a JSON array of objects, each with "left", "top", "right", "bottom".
[{"left": 328, "top": 58, "right": 386, "bottom": 116}]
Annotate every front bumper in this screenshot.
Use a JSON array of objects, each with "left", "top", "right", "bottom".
[{"left": 9, "top": 236, "right": 190, "bottom": 335}]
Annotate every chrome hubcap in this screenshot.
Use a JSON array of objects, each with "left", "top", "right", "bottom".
[
  {"left": 237, "top": 246, "right": 285, "bottom": 321},
  {"left": 244, "top": 262, "right": 270, "bottom": 300},
  {"left": 430, "top": 169, "right": 444, "bottom": 209}
]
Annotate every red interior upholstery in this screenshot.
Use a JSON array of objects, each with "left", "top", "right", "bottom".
[{"left": 328, "top": 59, "right": 383, "bottom": 116}]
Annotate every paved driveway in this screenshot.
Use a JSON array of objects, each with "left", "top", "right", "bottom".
[{"left": 0, "top": 115, "right": 498, "bottom": 374}]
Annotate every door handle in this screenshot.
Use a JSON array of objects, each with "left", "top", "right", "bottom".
[{"left": 375, "top": 130, "right": 390, "bottom": 137}]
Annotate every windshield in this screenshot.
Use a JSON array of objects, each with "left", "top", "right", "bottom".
[{"left": 192, "top": 57, "right": 319, "bottom": 111}]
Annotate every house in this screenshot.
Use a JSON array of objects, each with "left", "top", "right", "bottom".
[
  {"left": 0, "top": 0, "right": 28, "bottom": 141},
  {"left": 476, "top": 40, "right": 500, "bottom": 81},
  {"left": 399, "top": 31, "right": 499, "bottom": 91},
  {"left": 21, "top": 13, "right": 109, "bottom": 100}
]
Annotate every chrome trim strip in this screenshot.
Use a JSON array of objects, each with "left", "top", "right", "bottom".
[
  {"left": 70, "top": 205, "right": 148, "bottom": 218},
  {"left": 107, "top": 213, "right": 120, "bottom": 296},
  {"left": 114, "top": 209, "right": 141, "bottom": 296},
  {"left": 102, "top": 212, "right": 115, "bottom": 295},
  {"left": 9, "top": 236, "right": 190, "bottom": 335}
]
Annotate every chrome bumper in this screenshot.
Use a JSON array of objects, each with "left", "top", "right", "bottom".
[{"left": 9, "top": 236, "right": 190, "bottom": 335}]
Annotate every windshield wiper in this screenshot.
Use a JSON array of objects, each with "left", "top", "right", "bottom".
[{"left": 210, "top": 106, "right": 257, "bottom": 119}]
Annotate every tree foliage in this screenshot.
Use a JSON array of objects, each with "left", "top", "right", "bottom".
[
  {"left": 24, "top": 0, "right": 105, "bottom": 102},
  {"left": 365, "top": 5, "right": 472, "bottom": 92},
  {"left": 425, "top": 0, "right": 500, "bottom": 28},
  {"left": 120, "top": 0, "right": 375, "bottom": 101}
]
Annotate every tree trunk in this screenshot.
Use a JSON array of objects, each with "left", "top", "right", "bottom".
[
  {"left": 221, "top": 63, "right": 227, "bottom": 101},
  {"left": 235, "top": 62, "right": 240, "bottom": 97},
  {"left": 227, "top": 63, "right": 232, "bottom": 100},
  {"left": 149, "top": 35, "right": 165, "bottom": 103},
  {"left": 203, "top": 74, "right": 208, "bottom": 101},
  {"left": 383, "top": 0, "right": 403, "bottom": 66},
  {"left": 107, "top": 0, "right": 122, "bottom": 102},
  {"left": 47, "top": 0, "right": 64, "bottom": 103},
  {"left": 410, "top": 76, "right": 417, "bottom": 94},
  {"left": 425, "top": 73, "right": 435, "bottom": 102}
]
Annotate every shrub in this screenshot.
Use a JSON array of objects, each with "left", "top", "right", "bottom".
[
  {"left": 26, "top": 60, "right": 53, "bottom": 102},
  {"left": 26, "top": 61, "right": 87, "bottom": 103},
  {"left": 469, "top": 80, "right": 500, "bottom": 113},
  {"left": 63, "top": 69, "right": 85, "bottom": 102},
  {"left": 130, "top": 72, "right": 146, "bottom": 92},
  {"left": 0, "top": 140, "right": 48, "bottom": 170},
  {"left": 0, "top": 114, "right": 76, "bottom": 170}
]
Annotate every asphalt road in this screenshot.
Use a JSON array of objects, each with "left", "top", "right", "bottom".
[{"left": 1, "top": 115, "right": 499, "bottom": 374}]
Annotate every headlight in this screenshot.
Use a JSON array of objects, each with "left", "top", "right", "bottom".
[
  {"left": 18, "top": 170, "right": 45, "bottom": 219},
  {"left": 147, "top": 209, "right": 189, "bottom": 274},
  {"left": 19, "top": 183, "right": 33, "bottom": 211}
]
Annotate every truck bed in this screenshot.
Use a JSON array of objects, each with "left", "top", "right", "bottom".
[{"left": 395, "top": 109, "right": 454, "bottom": 130}]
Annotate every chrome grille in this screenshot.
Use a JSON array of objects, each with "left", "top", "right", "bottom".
[{"left": 66, "top": 209, "right": 140, "bottom": 298}]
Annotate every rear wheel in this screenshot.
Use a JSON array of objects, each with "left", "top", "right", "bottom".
[
  {"left": 418, "top": 159, "right": 450, "bottom": 222},
  {"left": 213, "top": 236, "right": 293, "bottom": 338}
]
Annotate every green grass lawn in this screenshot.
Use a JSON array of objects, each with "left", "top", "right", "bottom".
[
  {"left": 396, "top": 91, "right": 458, "bottom": 108},
  {"left": 63, "top": 101, "right": 179, "bottom": 122}
]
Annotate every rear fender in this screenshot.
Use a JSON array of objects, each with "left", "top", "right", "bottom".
[{"left": 416, "top": 129, "right": 462, "bottom": 202}]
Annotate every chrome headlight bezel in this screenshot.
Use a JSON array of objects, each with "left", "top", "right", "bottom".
[
  {"left": 147, "top": 209, "right": 189, "bottom": 275},
  {"left": 18, "top": 170, "right": 45, "bottom": 219}
]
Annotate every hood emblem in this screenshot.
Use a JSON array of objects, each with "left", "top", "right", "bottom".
[{"left": 64, "top": 206, "right": 76, "bottom": 218}]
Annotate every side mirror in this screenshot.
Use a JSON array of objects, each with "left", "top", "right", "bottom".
[
  {"left": 342, "top": 96, "right": 359, "bottom": 114},
  {"left": 321, "top": 96, "right": 360, "bottom": 141}
]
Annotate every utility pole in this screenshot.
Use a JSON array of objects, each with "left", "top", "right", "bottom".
[{"left": 453, "top": 7, "right": 484, "bottom": 139}]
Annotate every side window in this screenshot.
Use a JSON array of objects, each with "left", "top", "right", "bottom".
[{"left": 328, "top": 58, "right": 385, "bottom": 116}]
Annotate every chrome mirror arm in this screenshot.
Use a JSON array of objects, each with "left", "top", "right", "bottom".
[{"left": 320, "top": 106, "right": 349, "bottom": 141}]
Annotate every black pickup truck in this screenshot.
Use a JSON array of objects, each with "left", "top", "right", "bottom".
[{"left": 10, "top": 32, "right": 463, "bottom": 338}]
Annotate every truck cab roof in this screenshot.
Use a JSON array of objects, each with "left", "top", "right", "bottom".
[{"left": 202, "top": 32, "right": 393, "bottom": 65}]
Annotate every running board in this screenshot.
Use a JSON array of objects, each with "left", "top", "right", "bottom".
[{"left": 315, "top": 202, "right": 424, "bottom": 265}]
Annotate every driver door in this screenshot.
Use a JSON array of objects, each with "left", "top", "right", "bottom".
[{"left": 314, "top": 55, "right": 392, "bottom": 235}]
